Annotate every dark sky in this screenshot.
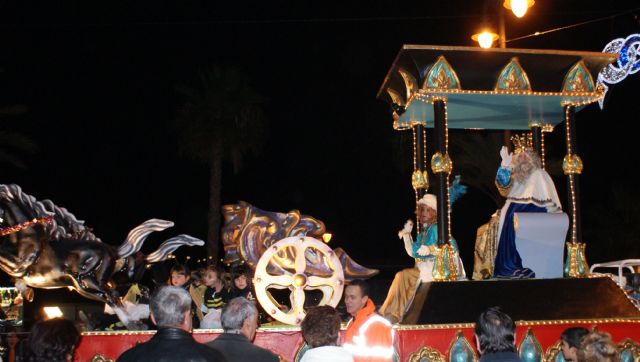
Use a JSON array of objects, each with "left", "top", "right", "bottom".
[{"left": 2, "top": 0, "right": 639, "bottom": 273}]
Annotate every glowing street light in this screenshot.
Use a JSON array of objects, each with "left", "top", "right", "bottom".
[
  {"left": 472, "top": 30, "right": 500, "bottom": 48},
  {"left": 503, "top": 0, "right": 535, "bottom": 18}
]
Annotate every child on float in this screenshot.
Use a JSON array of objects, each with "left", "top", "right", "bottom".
[
  {"left": 169, "top": 264, "right": 202, "bottom": 328},
  {"left": 199, "top": 265, "right": 230, "bottom": 329}
]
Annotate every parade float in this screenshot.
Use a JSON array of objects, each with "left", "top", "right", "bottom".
[{"left": 3, "top": 39, "right": 640, "bottom": 362}]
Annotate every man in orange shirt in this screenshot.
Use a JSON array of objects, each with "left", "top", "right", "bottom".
[{"left": 343, "top": 280, "right": 395, "bottom": 362}]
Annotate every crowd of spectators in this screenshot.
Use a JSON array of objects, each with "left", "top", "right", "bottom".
[{"left": 0, "top": 276, "right": 629, "bottom": 362}]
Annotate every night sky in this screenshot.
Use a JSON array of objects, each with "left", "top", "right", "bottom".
[{"left": 2, "top": 0, "right": 639, "bottom": 277}]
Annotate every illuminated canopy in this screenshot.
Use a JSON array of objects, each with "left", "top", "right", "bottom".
[{"left": 377, "top": 45, "right": 617, "bottom": 130}]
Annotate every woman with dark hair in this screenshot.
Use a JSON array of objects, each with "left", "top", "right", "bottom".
[
  {"left": 28, "top": 318, "right": 80, "bottom": 362},
  {"left": 300, "top": 306, "right": 353, "bottom": 362}
]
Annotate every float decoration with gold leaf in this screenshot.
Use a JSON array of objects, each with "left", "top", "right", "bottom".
[
  {"left": 254, "top": 236, "right": 344, "bottom": 325},
  {"left": 222, "top": 201, "right": 377, "bottom": 325}
]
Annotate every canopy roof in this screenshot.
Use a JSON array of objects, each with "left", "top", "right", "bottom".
[{"left": 377, "top": 45, "right": 617, "bottom": 130}]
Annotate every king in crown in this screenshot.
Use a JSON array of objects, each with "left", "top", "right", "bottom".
[{"left": 473, "top": 132, "right": 563, "bottom": 280}]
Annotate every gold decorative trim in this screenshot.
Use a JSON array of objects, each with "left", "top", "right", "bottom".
[
  {"left": 399, "top": 68, "right": 419, "bottom": 100},
  {"left": 495, "top": 58, "right": 532, "bottom": 91},
  {"left": 431, "top": 152, "right": 453, "bottom": 174},
  {"left": 415, "top": 88, "right": 601, "bottom": 98},
  {"left": 562, "top": 60, "right": 596, "bottom": 93},
  {"left": 617, "top": 338, "right": 640, "bottom": 361},
  {"left": 90, "top": 354, "right": 114, "bottom": 362},
  {"left": 562, "top": 154, "right": 583, "bottom": 175},
  {"left": 564, "top": 242, "right": 588, "bottom": 277},
  {"left": 393, "top": 318, "right": 640, "bottom": 331},
  {"left": 412, "top": 170, "right": 430, "bottom": 190},
  {"left": 387, "top": 88, "right": 405, "bottom": 106},
  {"left": 423, "top": 56, "right": 462, "bottom": 90},
  {"left": 518, "top": 328, "right": 543, "bottom": 361},
  {"left": 408, "top": 345, "right": 446, "bottom": 362},
  {"left": 448, "top": 330, "right": 478, "bottom": 362},
  {"left": 543, "top": 341, "right": 563, "bottom": 362}
]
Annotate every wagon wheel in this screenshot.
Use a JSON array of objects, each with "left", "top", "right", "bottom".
[{"left": 253, "top": 236, "right": 344, "bottom": 325}]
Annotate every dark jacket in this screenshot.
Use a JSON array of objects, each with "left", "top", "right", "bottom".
[
  {"left": 480, "top": 351, "right": 523, "bottom": 362},
  {"left": 206, "top": 333, "right": 279, "bottom": 362},
  {"left": 116, "top": 328, "right": 227, "bottom": 362}
]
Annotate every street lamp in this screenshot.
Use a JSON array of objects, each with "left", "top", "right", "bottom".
[
  {"left": 503, "top": 0, "right": 535, "bottom": 18},
  {"left": 472, "top": 0, "right": 535, "bottom": 48},
  {"left": 472, "top": 30, "right": 500, "bottom": 49}
]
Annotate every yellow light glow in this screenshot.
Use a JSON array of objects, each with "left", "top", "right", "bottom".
[
  {"left": 43, "top": 306, "right": 63, "bottom": 319},
  {"left": 504, "top": 0, "right": 535, "bottom": 18},
  {"left": 322, "top": 233, "right": 332, "bottom": 243},
  {"left": 472, "top": 31, "right": 499, "bottom": 48}
]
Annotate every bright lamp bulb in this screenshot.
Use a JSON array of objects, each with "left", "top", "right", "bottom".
[
  {"left": 43, "top": 306, "right": 63, "bottom": 319},
  {"left": 510, "top": 0, "right": 529, "bottom": 18},
  {"left": 477, "top": 32, "right": 495, "bottom": 48}
]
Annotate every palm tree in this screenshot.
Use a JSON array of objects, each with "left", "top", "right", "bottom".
[
  {"left": 0, "top": 105, "right": 38, "bottom": 169},
  {"left": 176, "top": 65, "right": 268, "bottom": 260}
]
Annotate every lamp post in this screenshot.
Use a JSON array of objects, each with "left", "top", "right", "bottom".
[{"left": 471, "top": 0, "right": 535, "bottom": 49}]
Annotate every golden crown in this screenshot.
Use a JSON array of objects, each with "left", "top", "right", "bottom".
[{"left": 511, "top": 133, "right": 534, "bottom": 154}]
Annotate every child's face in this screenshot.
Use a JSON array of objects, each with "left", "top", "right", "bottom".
[
  {"left": 234, "top": 274, "right": 248, "bottom": 290},
  {"left": 203, "top": 270, "right": 219, "bottom": 288},
  {"left": 171, "top": 272, "right": 189, "bottom": 287}
]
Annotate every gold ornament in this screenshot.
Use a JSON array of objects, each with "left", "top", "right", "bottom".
[
  {"left": 432, "top": 244, "right": 461, "bottom": 281},
  {"left": 564, "top": 242, "right": 589, "bottom": 278},
  {"left": 562, "top": 154, "right": 583, "bottom": 175},
  {"left": 431, "top": 152, "right": 453, "bottom": 174},
  {"left": 411, "top": 170, "right": 429, "bottom": 190}
]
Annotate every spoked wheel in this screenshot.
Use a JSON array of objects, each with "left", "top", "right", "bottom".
[{"left": 253, "top": 236, "right": 344, "bottom": 325}]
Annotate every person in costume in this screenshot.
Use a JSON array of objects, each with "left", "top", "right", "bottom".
[
  {"left": 491, "top": 138, "right": 562, "bottom": 279},
  {"left": 379, "top": 179, "right": 466, "bottom": 324}
]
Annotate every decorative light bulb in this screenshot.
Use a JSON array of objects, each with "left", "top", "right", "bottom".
[
  {"left": 504, "top": 0, "right": 535, "bottom": 18},
  {"left": 478, "top": 32, "right": 495, "bottom": 48}
]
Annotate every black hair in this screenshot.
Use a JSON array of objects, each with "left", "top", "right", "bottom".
[
  {"left": 347, "top": 279, "right": 370, "bottom": 297},
  {"left": 28, "top": 318, "right": 80, "bottom": 362},
  {"left": 474, "top": 306, "right": 516, "bottom": 354},
  {"left": 561, "top": 327, "right": 589, "bottom": 349}
]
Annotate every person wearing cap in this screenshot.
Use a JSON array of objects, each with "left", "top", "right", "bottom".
[{"left": 379, "top": 180, "right": 466, "bottom": 324}]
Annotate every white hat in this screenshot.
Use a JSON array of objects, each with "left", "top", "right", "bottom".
[{"left": 417, "top": 194, "right": 437, "bottom": 210}]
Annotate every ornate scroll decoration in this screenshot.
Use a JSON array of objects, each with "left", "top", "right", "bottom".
[
  {"left": 408, "top": 345, "right": 446, "bottom": 362},
  {"left": 495, "top": 58, "right": 532, "bottom": 91},
  {"left": 399, "top": 68, "right": 419, "bottom": 100},
  {"left": 564, "top": 242, "right": 589, "bottom": 277},
  {"left": 387, "top": 88, "right": 405, "bottom": 107},
  {"left": 617, "top": 338, "right": 640, "bottom": 362},
  {"left": 563, "top": 60, "right": 595, "bottom": 92},
  {"left": 519, "top": 328, "right": 543, "bottom": 362},
  {"left": 423, "top": 56, "right": 461, "bottom": 90},
  {"left": 543, "top": 341, "right": 565, "bottom": 362},
  {"left": 221, "top": 201, "right": 378, "bottom": 281},
  {"left": 448, "top": 331, "right": 478, "bottom": 362}
]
